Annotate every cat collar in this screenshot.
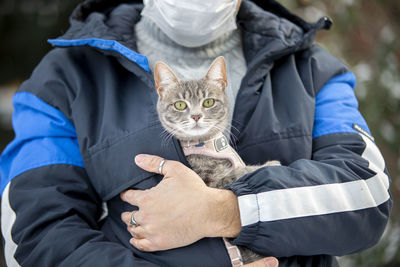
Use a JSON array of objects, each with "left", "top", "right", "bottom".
[{"left": 180, "top": 133, "right": 245, "bottom": 170}]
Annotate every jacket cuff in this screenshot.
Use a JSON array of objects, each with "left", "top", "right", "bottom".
[
  {"left": 225, "top": 180, "right": 260, "bottom": 247},
  {"left": 224, "top": 180, "right": 254, "bottom": 196},
  {"left": 228, "top": 223, "right": 260, "bottom": 247}
]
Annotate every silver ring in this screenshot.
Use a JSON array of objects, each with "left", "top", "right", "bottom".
[
  {"left": 158, "top": 159, "right": 166, "bottom": 174},
  {"left": 130, "top": 211, "right": 138, "bottom": 227}
]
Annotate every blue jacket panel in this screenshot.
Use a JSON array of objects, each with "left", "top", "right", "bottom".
[{"left": 0, "top": 92, "right": 84, "bottom": 193}]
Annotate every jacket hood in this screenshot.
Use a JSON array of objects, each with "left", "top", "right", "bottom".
[
  {"left": 49, "top": 0, "right": 332, "bottom": 72},
  {"left": 68, "top": 0, "right": 328, "bottom": 32}
]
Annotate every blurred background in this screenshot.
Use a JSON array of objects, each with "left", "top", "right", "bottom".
[{"left": 0, "top": 0, "right": 398, "bottom": 266}]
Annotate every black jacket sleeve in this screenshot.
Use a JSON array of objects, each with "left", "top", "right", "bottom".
[
  {"left": 3, "top": 165, "right": 159, "bottom": 266},
  {"left": 225, "top": 72, "right": 392, "bottom": 258}
]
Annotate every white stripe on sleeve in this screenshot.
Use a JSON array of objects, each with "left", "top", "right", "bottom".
[
  {"left": 1, "top": 183, "right": 21, "bottom": 267},
  {"left": 238, "top": 133, "right": 390, "bottom": 226}
]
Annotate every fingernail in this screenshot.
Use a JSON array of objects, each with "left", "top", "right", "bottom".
[
  {"left": 135, "top": 154, "right": 145, "bottom": 165},
  {"left": 265, "top": 258, "right": 278, "bottom": 267}
]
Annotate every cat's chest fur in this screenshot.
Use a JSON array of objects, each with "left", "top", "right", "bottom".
[{"left": 186, "top": 154, "right": 234, "bottom": 188}]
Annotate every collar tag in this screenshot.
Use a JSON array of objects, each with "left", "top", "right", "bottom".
[{"left": 214, "top": 136, "right": 229, "bottom": 152}]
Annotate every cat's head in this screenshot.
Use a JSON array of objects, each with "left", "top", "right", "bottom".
[{"left": 154, "top": 56, "right": 229, "bottom": 141}]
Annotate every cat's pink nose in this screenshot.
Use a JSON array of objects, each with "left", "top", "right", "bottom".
[{"left": 191, "top": 114, "right": 202, "bottom": 122}]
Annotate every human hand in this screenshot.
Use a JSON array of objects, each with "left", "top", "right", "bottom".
[
  {"left": 243, "top": 257, "right": 279, "bottom": 267},
  {"left": 120, "top": 154, "right": 241, "bottom": 252}
]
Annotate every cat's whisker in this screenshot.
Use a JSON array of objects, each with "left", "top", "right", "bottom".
[
  {"left": 160, "top": 124, "right": 187, "bottom": 146},
  {"left": 225, "top": 123, "right": 241, "bottom": 140},
  {"left": 228, "top": 124, "right": 241, "bottom": 135},
  {"left": 160, "top": 126, "right": 185, "bottom": 146},
  {"left": 210, "top": 124, "right": 230, "bottom": 137},
  {"left": 160, "top": 131, "right": 172, "bottom": 148},
  {"left": 230, "top": 118, "right": 245, "bottom": 130},
  {"left": 208, "top": 122, "right": 240, "bottom": 146}
]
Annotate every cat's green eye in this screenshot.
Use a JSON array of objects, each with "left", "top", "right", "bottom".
[
  {"left": 174, "top": 101, "right": 187, "bottom": 110},
  {"left": 203, "top": 98, "right": 215, "bottom": 108}
]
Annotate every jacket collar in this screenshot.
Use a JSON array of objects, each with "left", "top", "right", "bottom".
[{"left": 48, "top": 0, "right": 331, "bottom": 72}]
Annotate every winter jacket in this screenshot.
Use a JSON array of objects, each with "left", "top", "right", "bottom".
[{"left": 0, "top": 0, "right": 392, "bottom": 266}]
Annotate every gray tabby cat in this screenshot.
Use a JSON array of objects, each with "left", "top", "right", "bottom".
[{"left": 154, "top": 56, "right": 279, "bottom": 265}]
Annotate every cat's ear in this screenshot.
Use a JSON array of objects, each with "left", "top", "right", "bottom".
[
  {"left": 154, "top": 61, "right": 179, "bottom": 97},
  {"left": 205, "top": 56, "right": 227, "bottom": 90}
]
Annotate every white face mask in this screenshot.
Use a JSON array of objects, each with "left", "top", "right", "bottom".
[{"left": 142, "top": 0, "right": 239, "bottom": 47}]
